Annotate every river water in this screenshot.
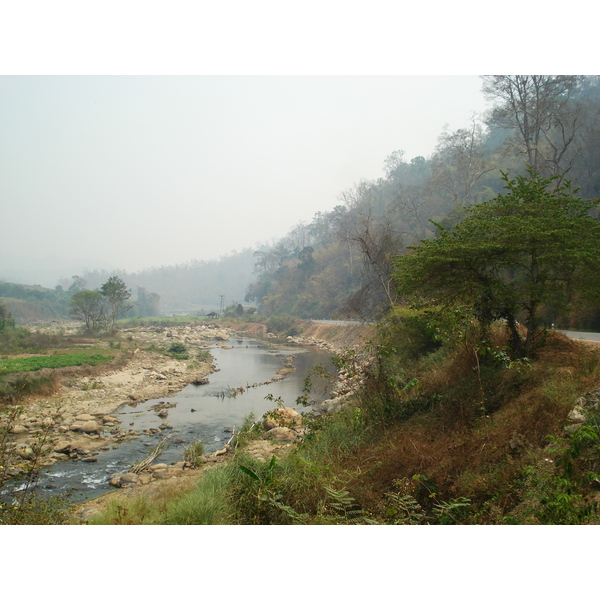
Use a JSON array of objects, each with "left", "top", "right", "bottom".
[{"left": 2, "top": 337, "right": 334, "bottom": 505}]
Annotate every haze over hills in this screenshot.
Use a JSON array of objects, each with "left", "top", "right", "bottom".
[
  {"left": 3, "top": 75, "right": 600, "bottom": 328},
  {"left": 0, "top": 252, "right": 115, "bottom": 289}
]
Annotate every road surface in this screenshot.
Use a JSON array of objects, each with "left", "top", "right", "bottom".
[{"left": 558, "top": 330, "right": 600, "bottom": 343}]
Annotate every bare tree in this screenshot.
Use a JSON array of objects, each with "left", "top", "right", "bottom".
[
  {"left": 429, "top": 116, "right": 495, "bottom": 206},
  {"left": 482, "top": 75, "right": 584, "bottom": 179},
  {"left": 339, "top": 182, "right": 404, "bottom": 317}
]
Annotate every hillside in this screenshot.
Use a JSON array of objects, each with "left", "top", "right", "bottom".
[
  {"left": 71, "top": 321, "right": 600, "bottom": 525},
  {"left": 0, "top": 282, "right": 71, "bottom": 323}
]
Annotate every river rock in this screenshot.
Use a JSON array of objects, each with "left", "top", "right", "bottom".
[
  {"left": 16, "top": 444, "right": 35, "bottom": 460},
  {"left": 75, "top": 414, "right": 96, "bottom": 421},
  {"left": 110, "top": 472, "right": 139, "bottom": 487},
  {"left": 149, "top": 463, "right": 169, "bottom": 471},
  {"left": 54, "top": 441, "right": 72, "bottom": 454},
  {"left": 71, "top": 420, "right": 100, "bottom": 434},
  {"left": 11, "top": 424, "right": 29, "bottom": 435},
  {"left": 263, "top": 407, "right": 302, "bottom": 430},
  {"left": 567, "top": 407, "right": 586, "bottom": 423},
  {"left": 264, "top": 426, "right": 296, "bottom": 442}
]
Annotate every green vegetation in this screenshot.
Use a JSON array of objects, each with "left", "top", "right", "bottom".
[
  {"left": 122, "top": 315, "right": 201, "bottom": 327},
  {"left": 89, "top": 320, "right": 600, "bottom": 525},
  {"left": 100, "top": 276, "right": 132, "bottom": 330},
  {"left": 247, "top": 76, "right": 600, "bottom": 326},
  {"left": 0, "top": 283, "right": 71, "bottom": 322},
  {"left": 5, "top": 75, "right": 600, "bottom": 526},
  {"left": 183, "top": 440, "right": 205, "bottom": 467},
  {"left": 87, "top": 163, "right": 600, "bottom": 525},
  {"left": 0, "top": 353, "right": 113, "bottom": 375},
  {"left": 394, "top": 170, "right": 600, "bottom": 356}
]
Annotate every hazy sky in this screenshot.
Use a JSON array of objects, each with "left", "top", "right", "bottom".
[{"left": 0, "top": 75, "right": 489, "bottom": 284}]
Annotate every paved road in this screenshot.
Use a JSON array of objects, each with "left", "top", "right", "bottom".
[
  {"left": 558, "top": 330, "right": 600, "bottom": 343},
  {"left": 310, "top": 323, "right": 600, "bottom": 343}
]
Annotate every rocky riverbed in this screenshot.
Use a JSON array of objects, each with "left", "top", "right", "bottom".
[
  {"left": 1, "top": 319, "right": 375, "bottom": 521},
  {"left": 0, "top": 322, "right": 237, "bottom": 481}
]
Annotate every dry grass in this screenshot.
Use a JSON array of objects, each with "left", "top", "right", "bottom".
[{"left": 330, "top": 330, "right": 600, "bottom": 522}]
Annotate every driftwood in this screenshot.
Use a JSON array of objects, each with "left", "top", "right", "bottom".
[
  {"left": 212, "top": 427, "right": 236, "bottom": 457},
  {"left": 130, "top": 433, "right": 172, "bottom": 473}
]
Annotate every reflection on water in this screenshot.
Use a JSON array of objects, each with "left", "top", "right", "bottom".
[{"left": 1, "top": 337, "right": 334, "bottom": 504}]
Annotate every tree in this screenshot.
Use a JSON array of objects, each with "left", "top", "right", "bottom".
[
  {"left": 394, "top": 169, "right": 600, "bottom": 356},
  {"left": 99, "top": 276, "right": 132, "bottom": 330},
  {"left": 134, "top": 287, "right": 161, "bottom": 317},
  {"left": 482, "top": 75, "right": 584, "bottom": 179},
  {"left": 70, "top": 290, "right": 105, "bottom": 331},
  {"left": 429, "top": 118, "right": 495, "bottom": 207},
  {"left": 0, "top": 301, "right": 15, "bottom": 332},
  {"left": 68, "top": 275, "right": 87, "bottom": 292},
  {"left": 340, "top": 181, "right": 405, "bottom": 318}
]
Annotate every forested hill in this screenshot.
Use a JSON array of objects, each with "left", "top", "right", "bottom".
[
  {"left": 247, "top": 75, "right": 600, "bottom": 327},
  {"left": 13, "top": 76, "right": 600, "bottom": 325},
  {"left": 68, "top": 248, "right": 257, "bottom": 313}
]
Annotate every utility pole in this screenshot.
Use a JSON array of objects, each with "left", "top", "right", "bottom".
[{"left": 219, "top": 295, "right": 225, "bottom": 318}]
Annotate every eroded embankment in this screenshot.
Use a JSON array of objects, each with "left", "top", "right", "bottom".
[{"left": 291, "top": 321, "right": 374, "bottom": 352}]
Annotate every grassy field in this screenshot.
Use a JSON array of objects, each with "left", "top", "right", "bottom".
[{"left": 0, "top": 352, "right": 114, "bottom": 375}]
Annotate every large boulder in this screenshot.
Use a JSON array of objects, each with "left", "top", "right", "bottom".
[
  {"left": 264, "top": 427, "right": 297, "bottom": 442},
  {"left": 53, "top": 441, "right": 72, "bottom": 454},
  {"left": 263, "top": 407, "right": 303, "bottom": 430},
  {"left": 70, "top": 420, "right": 100, "bottom": 434},
  {"left": 109, "top": 472, "right": 139, "bottom": 487}
]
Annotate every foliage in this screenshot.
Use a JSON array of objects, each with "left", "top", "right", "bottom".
[
  {"left": 394, "top": 169, "right": 600, "bottom": 356},
  {"left": 0, "top": 301, "right": 15, "bottom": 332},
  {"left": 100, "top": 276, "right": 132, "bottom": 330},
  {"left": 0, "top": 493, "right": 71, "bottom": 525},
  {"left": 0, "top": 401, "right": 72, "bottom": 524},
  {"left": 0, "top": 352, "right": 113, "bottom": 375},
  {"left": 69, "top": 290, "right": 106, "bottom": 331},
  {"left": 133, "top": 287, "right": 161, "bottom": 317},
  {"left": 183, "top": 439, "right": 205, "bottom": 467},
  {"left": 167, "top": 341, "right": 188, "bottom": 357},
  {"left": 0, "top": 282, "right": 71, "bottom": 322},
  {"left": 244, "top": 77, "right": 600, "bottom": 327},
  {"left": 266, "top": 314, "right": 299, "bottom": 336}
]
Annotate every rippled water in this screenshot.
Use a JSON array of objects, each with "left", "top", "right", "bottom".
[{"left": 1, "top": 337, "right": 334, "bottom": 505}]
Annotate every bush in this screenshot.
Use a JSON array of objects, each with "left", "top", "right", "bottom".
[
  {"left": 166, "top": 342, "right": 189, "bottom": 359},
  {"left": 266, "top": 314, "right": 298, "bottom": 336},
  {"left": 183, "top": 440, "right": 205, "bottom": 466}
]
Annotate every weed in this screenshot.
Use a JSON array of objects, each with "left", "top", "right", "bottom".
[{"left": 183, "top": 439, "right": 205, "bottom": 467}]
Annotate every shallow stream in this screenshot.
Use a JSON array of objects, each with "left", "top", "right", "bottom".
[{"left": 2, "top": 337, "right": 334, "bottom": 505}]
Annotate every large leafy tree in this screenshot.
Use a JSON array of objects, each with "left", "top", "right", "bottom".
[
  {"left": 394, "top": 169, "right": 600, "bottom": 356},
  {"left": 100, "top": 276, "right": 132, "bottom": 330},
  {"left": 70, "top": 290, "right": 105, "bottom": 331}
]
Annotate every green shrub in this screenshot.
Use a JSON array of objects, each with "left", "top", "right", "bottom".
[
  {"left": 183, "top": 439, "right": 205, "bottom": 466},
  {"left": 266, "top": 315, "right": 298, "bottom": 336}
]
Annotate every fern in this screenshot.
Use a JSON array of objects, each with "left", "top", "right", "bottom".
[{"left": 319, "top": 485, "right": 378, "bottom": 524}]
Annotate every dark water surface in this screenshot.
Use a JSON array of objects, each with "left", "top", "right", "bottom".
[{"left": 3, "top": 337, "right": 334, "bottom": 505}]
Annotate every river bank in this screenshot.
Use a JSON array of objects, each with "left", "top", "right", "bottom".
[
  {"left": 1, "top": 322, "right": 237, "bottom": 482},
  {"left": 1, "top": 318, "right": 375, "bottom": 522}
]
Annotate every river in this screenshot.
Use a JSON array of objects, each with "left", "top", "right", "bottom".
[{"left": 1, "top": 337, "right": 335, "bottom": 505}]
